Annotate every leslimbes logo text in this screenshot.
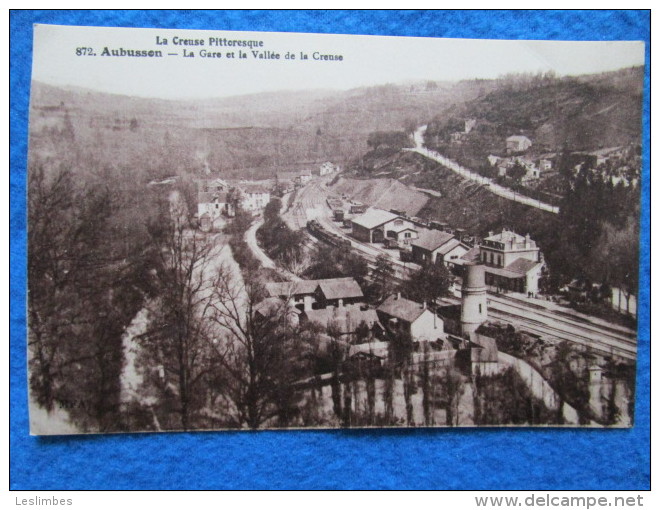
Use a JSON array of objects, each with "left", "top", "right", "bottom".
[
  {"left": 16, "top": 496, "right": 73, "bottom": 506},
  {"left": 77, "top": 34, "right": 344, "bottom": 61}
]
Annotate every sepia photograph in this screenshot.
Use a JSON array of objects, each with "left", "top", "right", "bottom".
[{"left": 26, "top": 24, "right": 644, "bottom": 435}]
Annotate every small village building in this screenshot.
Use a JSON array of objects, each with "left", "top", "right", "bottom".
[
  {"left": 197, "top": 191, "right": 231, "bottom": 231},
  {"left": 385, "top": 222, "right": 418, "bottom": 245},
  {"left": 377, "top": 294, "right": 445, "bottom": 343},
  {"left": 198, "top": 178, "right": 229, "bottom": 193},
  {"left": 537, "top": 154, "right": 556, "bottom": 172},
  {"left": 319, "top": 161, "right": 339, "bottom": 176},
  {"left": 315, "top": 278, "right": 365, "bottom": 308},
  {"left": 298, "top": 171, "right": 313, "bottom": 185},
  {"left": 588, "top": 147, "right": 624, "bottom": 167},
  {"left": 479, "top": 229, "right": 544, "bottom": 294},
  {"left": 350, "top": 209, "right": 414, "bottom": 244},
  {"left": 506, "top": 135, "right": 532, "bottom": 154},
  {"left": 411, "top": 230, "right": 469, "bottom": 266},
  {"left": 265, "top": 277, "right": 365, "bottom": 312},
  {"left": 302, "top": 305, "right": 383, "bottom": 339},
  {"left": 254, "top": 297, "right": 301, "bottom": 327},
  {"left": 240, "top": 183, "right": 271, "bottom": 211}
]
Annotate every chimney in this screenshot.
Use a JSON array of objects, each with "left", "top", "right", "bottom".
[
  {"left": 395, "top": 292, "right": 401, "bottom": 300},
  {"left": 422, "top": 301, "right": 427, "bottom": 310},
  {"left": 488, "top": 231, "right": 494, "bottom": 237}
]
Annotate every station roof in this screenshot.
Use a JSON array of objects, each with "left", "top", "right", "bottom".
[{"left": 351, "top": 209, "right": 401, "bottom": 230}]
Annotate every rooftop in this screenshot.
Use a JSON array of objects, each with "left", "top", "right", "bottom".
[
  {"left": 265, "top": 277, "right": 364, "bottom": 300},
  {"left": 378, "top": 294, "right": 430, "bottom": 323},
  {"left": 436, "top": 238, "right": 463, "bottom": 255},
  {"left": 507, "top": 135, "right": 531, "bottom": 143},
  {"left": 198, "top": 191, "right": 229, "bottom": 204},
  {"left": 254, "top": 297, "right": 301, "bottom": 317},
  {"left": 503, "top": 257, "right": 542, "bottom": 276},
  {"left": 266, "top": 280, "right": 319, "bottom": 297},
  {"left": 351, "top": 209, "right": 401, "bottom": 230},
  {"left": 318, "top": 277, "right": 364, "bottom": 300},
  {"left": 303, "top": 306, "right": 380, "bottom": 334},
  {"left": 412, "top": 230, "right": 455, "bottom": 252},
  {"left": 241, "top": 183, "right": 270, "bottom": 195},
  {"left": 484, "top": 229, "right": 526, "bottom": 244}
]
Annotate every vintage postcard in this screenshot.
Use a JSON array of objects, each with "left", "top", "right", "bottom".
[{"left": 26, "top": 24, "right": 644, "bottom": 434}]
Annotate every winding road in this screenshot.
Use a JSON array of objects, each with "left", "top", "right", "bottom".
[{"left": 406, "top": 126, "right": 560, "bottom": 214}]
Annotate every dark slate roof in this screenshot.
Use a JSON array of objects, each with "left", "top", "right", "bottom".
[
  {"left": 460, "top": 246, "right": 481, "bottom": 263},
  {"left": 266, "top": 277, "right": 363, "bottom": 300},
  {"left": 318, "top": 277, "right": 364, "bottom": 300},
  {"left": 436, "top": 238, "right": 463, "bottom": 255},
  {"left": 412, "top": 230, "right": 455, "bottom": 252},
  {"left": 504, "top": 257, "right": 542, "bottom": 276},
  {"left": 377, "top": 295, "right": 428, "bottom": 323},
  {"left": 198, "top": 191, "right": 229, "bottom": 204}
]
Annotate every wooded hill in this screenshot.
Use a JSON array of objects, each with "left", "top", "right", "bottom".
[
  {"left": 29, "top": 80, "right": 471, "bottom": 183},
  {"left": 423, "top": 67, "right": 643, "bottom": 169}
]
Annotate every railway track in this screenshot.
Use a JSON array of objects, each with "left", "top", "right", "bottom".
[{"left": 436, "top": 294, "right": 636, "bottom": 360}]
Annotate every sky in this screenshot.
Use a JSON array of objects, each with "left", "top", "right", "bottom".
[{"left": 32, "top": 24, "right": 646, "bottom": 100}]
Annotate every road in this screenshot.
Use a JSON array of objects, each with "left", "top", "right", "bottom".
[
  {"left": 245, "top": 215, "right": 302, "bottom": 281},
  {"left": 406, "top": 126, "right": 560, "bottom": 214}
]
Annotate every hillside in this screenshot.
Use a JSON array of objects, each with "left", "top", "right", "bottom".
[
  {"left": 329, "top": 176, "right": 429, "bottom": 217},
  {"left": 423, "top": 67, "right": 644, "bottom": 169},
  {"left": 28, "top": 80, "right": 465, "bottom": 182},
  {"left": 343, "top": 150, "right": 554, "bottom": 236}
]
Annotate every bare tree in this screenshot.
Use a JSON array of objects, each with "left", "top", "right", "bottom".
[
  {"left": 137, "top": 196, "right": 216, "bottom": 431},
  {"left": 207, "top": 272, "right": 317, "bottom": 429}
]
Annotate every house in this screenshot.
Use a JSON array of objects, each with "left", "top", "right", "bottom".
[
  {"left": 385, "top": 222, "right": 418, "bottom": 246},
  {"left": 266, "top": 280, "right": 319, "bottom": 312},
  {"left": 301, "top": 305, "right": 383, "bottom": 339},
  {"left": 537, "top": 153, "right": 556, "bottom": 172},
  {"left": 350, "top": 209, "right": 414, "bottom": 244},
  {"left": 197, "top": 190, "right": 231, "bottom": 230},
  {"left": 377, "top": 294, "right": 445, "bottom": 343},
  {"left": 239, "top": 183, "right": 271, "bottom": 211},
  {"left": 488, "top": 154, "right": 503, "bottom": 167},
  {"left": 198, "top": 178, "right": 229, "bottom": 193},
  {"left": 265, "top": 277, "right": 365, "bottom": 312},
  {"left": 298, "top": 171, "right": 313, "bottom": 185},
  {"left": 506, "top": 135, "right": 532, "bottom": 154},
  {"left": 411, "top": 230, "right": 469, "bottom": 266},
  {"left": 478, "top": 229, "right": 544, "bottom": 294},
  {"left": 319, "top": 161, "right": 339, "bottom": 176},
  {"left": 254, "top": 297, "right": 301, "bottom": 327},
  {"left": 315, "top": 278, "right": 365, "bottom": 308},
  {"left": 589, "top": 147, "right": 623, "bottom": 167}
]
